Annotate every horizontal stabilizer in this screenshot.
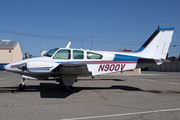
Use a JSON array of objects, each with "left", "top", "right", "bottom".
[{"left": 136, "top": 58, "right": 162, "bottom": 68}]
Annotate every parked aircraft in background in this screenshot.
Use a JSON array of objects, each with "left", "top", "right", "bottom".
[{"left": 5, "top": 27, "right": 174, "bottom": 92}]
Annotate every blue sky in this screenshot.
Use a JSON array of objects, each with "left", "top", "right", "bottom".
[{"left": 0, "top": 0, "right": 180, "bottom": 57}]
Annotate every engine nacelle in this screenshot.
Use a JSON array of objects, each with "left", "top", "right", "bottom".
[{"left": 27, "top": 62, "right": 53, "bottom": 73}]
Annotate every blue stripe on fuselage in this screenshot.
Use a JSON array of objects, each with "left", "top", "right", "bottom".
[{"left": 113, "top": 54, "right": 141, "bottom": 61}]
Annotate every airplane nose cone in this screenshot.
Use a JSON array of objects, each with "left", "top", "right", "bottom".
[{"left": 4, "top": 64, "right": 11, "bottom": 71}]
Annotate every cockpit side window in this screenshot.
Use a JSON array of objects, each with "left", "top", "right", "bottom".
[
  {"left": 87, "top": 52, "right": 103, "bottom": 59},
  {"left": 43, "top": 48, "right": 59, "bottom": 57},
  {"left": 73, "top": 50, "right": 84, "bottom": 59},
  {"left": 53, "top": 50, "right": 71, "bottom": 59}
]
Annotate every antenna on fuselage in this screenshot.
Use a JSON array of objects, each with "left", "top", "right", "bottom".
[
  {"left": 66, "top": 42, "right": 71, "bottom": 48},
  {"left": 90, "top": 35, "right": 93, "bottom": 50}
]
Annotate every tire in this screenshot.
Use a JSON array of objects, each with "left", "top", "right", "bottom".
[
  {"left": 19, "top": 84, "right": 26, "bottom": 90},
  {"left": 59, "top": 80, "right": 73, "bottom": 92},
  {"left": 63, "top": 86, "right": 73, "bottom": 92}
]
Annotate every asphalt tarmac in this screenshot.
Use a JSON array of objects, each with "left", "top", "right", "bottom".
[{"left": 0, "top": 70, "right": 180, "bottom": 120}]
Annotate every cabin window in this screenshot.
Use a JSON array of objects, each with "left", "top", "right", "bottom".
[
  {"left": 87, "top": 52, "right": 103, "bottom": 59},
  {"left": 53, "top": 50, "right": 71, "bottom": 59},
  {"left": 43, "top": 48, "right": 58, "bottom": 57},
  {"left": 73, "top": 50, "right": 84, "bottom": 59}
]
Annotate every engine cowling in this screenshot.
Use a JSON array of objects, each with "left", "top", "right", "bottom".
[{"left": 27, "top": 62, "right": 53, "bottom": 73}]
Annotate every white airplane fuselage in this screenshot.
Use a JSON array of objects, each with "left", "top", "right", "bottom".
[
  {"left": 5, "top": 49, "right": 141, "bottom": 76},
  {"left": 4, "top": 27, "right": 175, "bottom": 92}
]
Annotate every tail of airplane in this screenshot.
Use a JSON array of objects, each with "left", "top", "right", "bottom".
[{"left": 134, "top": 27, "right": 174, "bottom": 60}]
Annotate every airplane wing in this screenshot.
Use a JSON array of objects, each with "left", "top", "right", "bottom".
[{"left": 52, "top": 63, "right": 92, "bottom": 77}]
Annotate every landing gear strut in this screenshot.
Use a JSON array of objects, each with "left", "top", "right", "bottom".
[
  {"left": 19, "top": 78, "right": 26, "bottom": 90},
  {"left": 58, "top": 75, "right": 77, "bottom": 93},
  {"left": 59, "top": 80, "right": 73, "bottom": 92}
]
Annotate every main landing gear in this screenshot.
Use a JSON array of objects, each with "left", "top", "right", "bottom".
[
  {"left": 59, "top": 80, "right": 73, "bottom": 92},
  {"left": 19, "top": 78, "right": 26, "bottom": 90},
  {"left": 58, "top": 75, "right": 77, "bottom": 93}
]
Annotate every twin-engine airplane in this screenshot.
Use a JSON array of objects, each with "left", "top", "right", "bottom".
[{"left": 5, "top": 27, "right": 174, "bottom": 92}]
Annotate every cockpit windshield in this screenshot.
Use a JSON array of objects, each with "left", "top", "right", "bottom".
[{"left": 43, "top": 48, "right": 59, "bottom": 57}]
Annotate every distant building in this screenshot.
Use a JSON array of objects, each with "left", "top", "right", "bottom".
[
  {"left": 0, "top": 40, "right": 22, "bottom": 69},
  {"left": 147, "top": 61, "right": 180, "bottom": 72},
  {"left": 41, "top": 50, "right": 48, "bottom": 56}
]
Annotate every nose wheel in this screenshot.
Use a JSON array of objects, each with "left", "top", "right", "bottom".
[{"left": 19, "top": 78, "right": 26, "bottom": 90}]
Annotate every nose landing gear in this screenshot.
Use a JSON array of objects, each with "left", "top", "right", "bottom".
[{"left": 19, "top": 78, "right": 26, "bottom": 90}]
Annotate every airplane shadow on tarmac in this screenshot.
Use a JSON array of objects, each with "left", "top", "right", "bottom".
[
  {"left": 1, "top": 83, "right": 180, "bottom": 98},
  {"left": 40, "top": 83, "right": 143, "bottom": 98},
  {"left": 0, "top": 82, "right": 143, "bottom": 98}
]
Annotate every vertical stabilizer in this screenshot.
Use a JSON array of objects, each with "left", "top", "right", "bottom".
[{"left": 135, "top": 27, "right": 174, "bottom": 60}]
